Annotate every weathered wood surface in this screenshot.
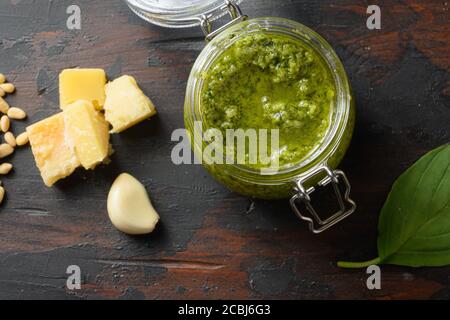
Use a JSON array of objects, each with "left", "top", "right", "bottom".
[{"left": 0, "top": 0, "right": 448, "bottom": 300}]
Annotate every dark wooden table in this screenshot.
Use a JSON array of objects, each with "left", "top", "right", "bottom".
[{"left": 0, "top": 0, "right": 448, "bottom": 300}]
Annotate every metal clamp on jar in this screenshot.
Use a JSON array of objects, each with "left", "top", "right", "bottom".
[{"left": 125, "top": 0, "right": 357, "bottom": 233}]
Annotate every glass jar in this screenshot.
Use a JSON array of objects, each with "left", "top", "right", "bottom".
[
  {"left": 126, "top": 0, "right": 243, "bottom": 28},
  {"left": 126, "top": 0, "right": 356, "bottom": 233}
]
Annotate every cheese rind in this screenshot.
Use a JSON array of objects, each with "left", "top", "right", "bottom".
[
  {"left": 27, "top": 113, "right": 80, "bottom": 187},
  {"left": 104, "top": 75, "right": 157, "bottom": 133},
  {"left": 63, "top": 100, "right": 111, "bottom": 170},
  {"left": 59, "top": 69, "right": 107, "bottom": 110}
]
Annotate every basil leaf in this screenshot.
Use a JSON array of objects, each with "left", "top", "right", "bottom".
[{"left": 338, "top": 144, "right": 450, "bottom": 268}]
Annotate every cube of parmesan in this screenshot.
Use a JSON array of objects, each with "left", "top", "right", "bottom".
[
  {"left": 63, "top": 100, "right": 111, "bottom": 170},
  {"left": 60, "top": 69, "right": 107, "bottom": 110},
  {"left": 27, "top": 113, "right": 80, "bottom": 187},
  {"left": 104, "top": 75, "right": 157, "bottom": 133}
]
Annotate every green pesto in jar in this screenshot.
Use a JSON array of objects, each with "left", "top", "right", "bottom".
[{"left": 201, "top": 33, "right": 335, "bottom": 169}]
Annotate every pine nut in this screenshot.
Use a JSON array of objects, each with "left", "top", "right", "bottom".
[
  {"left": 7, "top": 107, "right": 26, "bottom": 120},
  {"left": 0, "top": 74, "right": 5, "bottom": 84},
  {"left": 4, "top": 132, "right": 16, "bottom": 147},
  {"left": 0, "top": 186, "right": 4, "bottom": 204},
  {"left": 0, "top": 97, "right": 9, "bottom": 114},
  {"left": 0, "top": 83, "right": 14, "bottom": 94},
  {"left": 1, "top": 115, "right": 10, "bottom": 132},
  {"left": 0, "top": 144, "right": 14, "bottom": 158},
  {"left": 0, "top": 163, "right": 12, "bottom": 175},
  {"left": 16, "top": 132, "right": 29, "bottom": 146},
  {"left": 0, "top": 87, "right": 4, "bottom": 97}
]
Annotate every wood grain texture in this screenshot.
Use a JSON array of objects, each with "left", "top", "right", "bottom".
[{"left": 0, "top": 0, "right": 449, "bottom": 300}]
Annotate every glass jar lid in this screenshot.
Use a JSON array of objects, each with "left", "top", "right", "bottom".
[{"left": 126, "top": 0, "right": 243, "bottom": 28}]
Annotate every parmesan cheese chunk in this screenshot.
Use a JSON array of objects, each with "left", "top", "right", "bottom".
[
  {"left": 27, "top": 113, "right": 80, "bottom": 187},
  {"left": 104, "top": 75, "right": 157, "bottom": 133},
  {"left": 63, "top": 100, "right": 110, "bottom": 170},
  {"left": 60, "top": 69, "right": 107, "bottom": 110}
]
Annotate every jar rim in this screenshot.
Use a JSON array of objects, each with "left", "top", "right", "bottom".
[{"left": 185, "top": 17, "right": 352, "bottom": 183}]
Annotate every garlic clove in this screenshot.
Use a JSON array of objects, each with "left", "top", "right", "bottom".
[{"left": 107, "top": 173, "right": 160, "bottom": 235}]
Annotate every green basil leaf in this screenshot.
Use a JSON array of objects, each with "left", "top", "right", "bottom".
[{"left": 338, "top": 144, "right": 450, "bottom": 268}]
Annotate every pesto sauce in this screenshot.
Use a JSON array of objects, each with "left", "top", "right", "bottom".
[{"left": 201, "top": 33, "right": 335, "bottom": 169}]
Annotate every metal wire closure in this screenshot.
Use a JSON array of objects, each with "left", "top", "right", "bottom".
[
  {"left": 290, "top": 166, "right": 356, "bottom": 234},
  {"left": 201, "top": 0, "right": 248, "bottom": 41}
]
